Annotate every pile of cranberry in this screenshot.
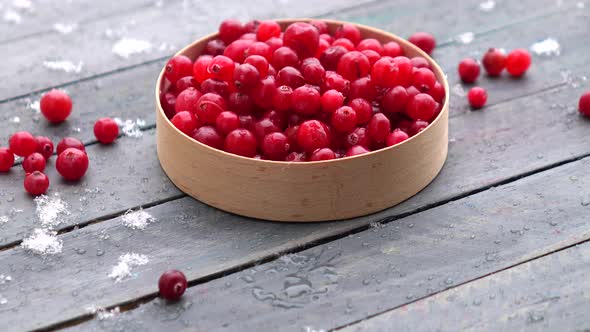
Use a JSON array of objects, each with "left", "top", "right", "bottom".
[{"left": 160, "top": 19, "right": 445, "bottom": 162}]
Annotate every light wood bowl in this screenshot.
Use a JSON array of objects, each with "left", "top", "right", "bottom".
[{"left": 156, "top": 19, "right": 449, "bottom": 222}]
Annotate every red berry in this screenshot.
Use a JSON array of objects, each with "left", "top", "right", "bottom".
[
  {"left": 171, "top": 111, "right": 199, "bottom": 135},
  {"left": 335, "top": 23, "right": 361, "bottom": 45},
  {"left": 175, "top": 87, "right": 203, "bottom": 114},
  {"left": 410, "top": 56, "right": 430, "bottom": 69},
  {"left": 371, "top": 56, "right": 413, "bottom": 88},
  {"left": 283, "top": 22, "right": 319, "bottom": 59},
  {"left": 310, "top": 20, "right": 328, "bottom": 34},
  {"left": 297, "top": 120, "right": 330, "bottom": 153},
  {"left": 284, "top": 125, "right": 301, "bottom": 151},
  {"left": 382, "top": 86, "right": 409, "bottom": 114},
  {"left": 323, "top": 71, "right": 350, "bottom": 96},
  {"left": 409, "top": 119, "right": 429, "bottom": 136},
  {"left": 368, "top": 113, "right": 391, "bottom": 144},
  {"left": 225, "top": 129, "right": 257, "bottom": 157},
  {"left": 239, "top": 115, "right": 256, "bottom": 131},
  {"left": 310, "top": 148, "right": 336, "bottom": 161},
  {"left": 243, "top": 20, "right": 260, "bottom": 33},
  {"left": 254, "top": 118, "right": 281, "bottom": 141},
  {"left": 506, "top": 48, "right": 531, "bottom": 77},
  {"left": 24, "top": 171, "right": 49, "bottom": 196},
  {"left": 356, "top": 38, "right": 383, "bottom": 54},
  {"left": 346, "top": 127, "right": 370, "bottom": 149},
  {"left": 272, "top": 46, "right": 299, "bottom": 70},
  {"left": 482, "top": 48, "right": 506, "bottom": 77},
  {"left": 332, "top": 106, "right": 357, "bottom": 132},
  {"left": 257, "top": 20, "right": 281, "bottom": 41},
  {"left": 408, "top": 32, "right": 436, "bottom": 54},
  {"left": 429, "top": 81, "right": 445, "bottom": 103},
  {"left": 192, "top": 126, "right": 223, "bottom": 149},
  {"left": 407, "top": 93, "right": 438, "bottom": 121},
  {"left": 361, "top": 49, "right": 381, "bottom": 66},
  {"left": 234, "top": 64, "right": 260, "bottom": 91},
  {"left": 158, "top": 270, "right": 187, "bottom": 301},
  {"left": 337, "top": 51, "right": 370, "bottom": 81},
  {"left": 261, "top": 132, "right": 290, "bottom": 160},
  {"left": 56, "top": 148, "right": 89, "bottom": 181},
  {"left": 320, "top": 33, "right": 334, "bottom": 44},
  {"left": 214, "top": 111, "right": 240, "bottom": 136},
  {"left": 406, "top": 85, "right": 420, "bottom": 100},
  {"left": 321, "top": 89, "right": 344, "bottom": 113},
  {"left": 320, "top": 46, "right": 347, "bottom": 71},
  {"left": 245, "top": 42, "right": 272, "bottom": 61},
  {"left": 93, "top": 117, "right": 119, "bottom": 144},
  {"left": 349, "top": 77, "right": 376, "bottom": 101},
  {"left": 300, "top": 58, "right": 325, "bottom": 85},
  {"left": 0, "top": 147, "right": 15, "bottom": 172},
  {"left": 196, "top": 93, "right": 227, "bottom": 124},
  {"left": 228, "top": 92, "right": 253, "bottom": 115},
  {"left": 579, "top": 91, "right": 590, "bottom": 117},
  {"left": 458, "top": 58, "right": 480, "bottom": 83},
  {"left": 9, "top": 131, "right": 37, "bottom": 157},
  {"left": 207, "top": 55, "right": 235, "bottom": 82},
  {"left": 273, "top": 85, "right": 293, "bottom": 112},
  {"left": 57, "top": 137, "right": 85, "bottom": 155},
  {"left": 219, "top": 19, "right": 244, "bottom": 44},
  {"left": 23, "top": 152, "right": 46, "bottom": 173},
  {"left": 263, "top": 110, "right": 287, "bottom": 128},
  {"left": 332, "top": 38, "right": 355, "bottom": 51},
  {"left": 345, "top": 145, "right": 370, "bottom": 157},
  {"left": 292, "top": 86, "right": 321, "bottom": 115},
  {"left": 383, "top": 41, "right": 403, "bottom": 57},
  {"left": 252, "top": 76, "right": 277, "bottom": 110},
  {"left": 224, "top": 39, "right": 253, "bottom": 63},
  {"left": 193, "top": 55, "right": 213, "bottom": 84},
  {"left": 204, "top": 39, "right": 225, "bottom": 56},
  {"left": 412, "top": 67, "right": 437, "bottom": 93},
  {"left": 35, "top": 136, "right": 54, "bottom": 160},
  {"left": 244, "top": 55, "right": 269, "bottom": 77},
  {"left": 40, "top": 90, "right": 72, "bottom": 124},
  {"left": 201, "top": 79, "right": 229, "bottom": 98},
  {"left": 276, "top": 66, "right": 305, "bottom": 89},
  {"left": 165, "top": 55, "right": 193, "bottom": 84},
  {"left": 386, "top": 129, "right": 409, "bottom": 146},
  {"left": 467, "top": 87, "right": 487, "bottom": 109},
  {"left": 265, "top": 37, "right": 283, "bottom": 55},
  {"left": 316, "top": 38, "right": 331, "bottom": 58},
  {"left": 175, "top": 76, "right": 197, "bottom": 93},
  {"left": 348, "top": 98, "right": 373, "bottom": 125},
  {"left": 160, "top": 92, "right": 177, "bottom": 119},
  {"left": 285, "top": 151, "right": 306, "bottom": 162}
]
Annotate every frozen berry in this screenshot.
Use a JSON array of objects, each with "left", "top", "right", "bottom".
[
  {"left": 197, "top": 93, "right": 227, "bottom": 124},
  {"left": 193, "top": 55, "right": 213, "bottom": 84},
  {"left": 292, "top": 86, "right": 321, "bottom": 115},
  {"left": 9, "top": 131, "right": 37, "bottom": 157},
  {"left": 383, "top": 41, "right": 403, "bottom": 57},
  {"left": 467, "top": 87, "right": 487, "bottom": 109},
  {"left": 225, "top": 129, "right": 257, "bottom": 157},
  {"left": 252, "top": 76, "right": 277, "bottom": 110},
  {"left": 276, "top": 66, "right": 305, "bottom": 88},
  {"left": 297, "top": 120, "right": 330, "bottom": 153},
  {"left": 272, "top": 46, "right": 299, "bottom": 70},
  {"left": 273, "top": 85, "right": 293, "bottom": 113},
  {"left": 261, "top": 132, "right": 290, "bottom": 160},
  {"left": 371, "top": 56, "right": 413, "bottom": 88},
  {"left": 386, "top": 129, "right": 409, "bottom": 146},
  {"left": 165, "top": 55, "right": 193, "bottom": 84},
  {"left": 320, "top": 46, "right": 348, "bottom": 71},
  {"left": 23, "top": 152, "right": 46, "bottom": 173},
  {"left": 93, "top": 117, "right": 119, "bottom": 144},
  {"left": 40, "top": 89, "right": 72, "bottom": 123},
  {"left": 171, "top": 111, "right": 199, "bottom": 135},
  {"left": 368, "top": 113, "right": 391, "bottom": 144},
  {"left": 348, "top": 98, "right": 373, "bottom": 125},
  {"left": 208, "top": 55, "right": 235, "bottom": 82},
  {"left": 56, "top": 137, "right": 85, "bottom": 155},
  {"left": 321, "top": 89, "right": 344, "bottom": 113},
  {"left": 408, "top": 32, "right": 436, "bottom": 54},
  {"left": 579, "top": 91, "right": 590, "bottom": 117},
  {"left": 458, "top": 58, "right": 480, "bottom": 83},
  {"left": 56, "top": 148, "right": 89, "bottom": 181},
  {"left": 337, "top": 51, "right": 370, "bottom": 81},
  {"left": 283, "top": 22, "right": 319, "bottom": 58},
  {"left": 257, "top": 20, "right": 281, "bottom": 41},
  {"left": 234, "top": 63, "right": 260, "bottom": 90},
  {"left": 0, "top": 147, "right": 15, "bottom": 172},
  {"left": 334, "top": 23, "right": 361, "bottom": 45},
  {"left": 506, "top": 48, "right": 531, "bottom": 77},
  {"left": 175, "top": 87, "right": 203, "bottom": 114},
  {"left": 192, "top": 126, "right": 223, "bottom": 149},
  {"left": 332, "top": 106, "right": 357, "bottom": 132},
  {"left": 345, "top": 145, "right": 369, "bottom": 157},
  {"left": 482, "top": 48, "right": 506, "bottom": 77},
  {"left": 24, "top": 171, "right": 49, "bottom": 196},
  {"left": 406, "top": 93, "right": 438, "bottom": 121},
  {"left": 382, "top": 86, "right": 409, "bottom": 114},
  {"left": 158, "top": 270, "right": 187, "bottom": 301},
  {"left": 204, "top": 39, "right": 225, "bottom": 56},
  {"left": 310, "top": 148, "right": 336, "bottom": 161},
  {"left": 219, "top": 19, "right": 244, "bottom": 44}
]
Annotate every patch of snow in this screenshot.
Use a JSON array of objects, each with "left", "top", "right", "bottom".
[
  {"left": 9, "top": 116, "right": 20, "bottom": 124},
  {"left": 108, "top": 253, "right": 149, "bottom": 282},
  {"left": 42, "top": 60, "right": 84, "bottom": 74},
  {"left": 0, "top": 274, "right": 12, "bottom": 284},
  {"left": 479, "top": 0, "right": 495, "bottom": 11},
  {"left": 122, "top": 208, "right": 156, "bottom": 230},
  {"left": 114, "top": 117, "right": 145, "bottom": 138},
  {"left": 530, "top": 38, "right": 560, "bottom": 56},
  {"left": 86, "top": 305, "right": 121, "bottom": 320},
  {"left": 21, "top": 228, "right": 63, "bottom": 255},
  {"left": 0, "top": 216, "right": 8, "bottom": 225},
  {"left": 0, "top": 295, "right": 6, "bottom": 305},
  {"left": 3, "top": 10, "right": 22, "bottom": 24},
  {"left": 53, "top": 23, "right": 77, "bottom": 34},
  {"left": 112, "top": 38, "right": 152, "bottom": 58},
  {"left": 456, "top": 32, "right": 474, "bottom": 44},
  {"left": 35, "top": 194, "right": 69, "bottom": 228},
  {"left": 452, "top": 84, "right": 467, "bottom": 97},
  {"left": 12, "top": 0, "right": 32, "bottom": 10},
  {"left": 27, "top": 99, "right": 40, "bottom": 113}
]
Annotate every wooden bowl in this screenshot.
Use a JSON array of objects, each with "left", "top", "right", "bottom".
[{"left": 156, "top": 19, "right": 449, "bottom": 222}]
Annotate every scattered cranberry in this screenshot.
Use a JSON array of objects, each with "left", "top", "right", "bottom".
[
  {"left": 40, "top": 89, "right": 72, "bottom": 123},
  {"left": 386, "top": 129, "right": 409, "bottom": 147},
  {"left": 94, "top": 118, "right": 119, "bottom": 144},
  {"left": 458, "top": 58, "right": 480, "bottom": 83},
  {"left": 56, "top": 148, "right": 89, "bottom": 181},
  {"left": 467, "top": 87, "right": 487, "bottom": 109},
  {"left": 579, "top": 91, "right": 590, "bottom": 117},
  {"left": 9, "top": 131, "right": 37, "bottom": 157},
  {"left": 482, "top": 48, "right": 506, "bottom": 77},
  {"left": 23, "top": 153, "right": 46, "bottom": 173},
  {"left": 33, "top": 136, "right": 54, "bottom": 160},
  {"left": 57, "top": 137, "right": 85, "bottom": 155},
  {"left": 165, "top": 55, "right": 193, "bottom": 84},
  {"left": 505, "top": 48, "right": 531, "bottom": 77},
  {"left": 0, "top": 147, "right": 15, "bottom": 172},
  {"left": 219, "top": 19, "right": 244, "bottom": 44},
  {"left": 24, "top": 171, "right": 49, "bottom": 196},
  {"left": 225, "top": 129, "right": 257, "bottom": 157},
  {"left": 171, "top": 111, "right": 199, "bottom": 135},
  {"left": 408, "top": 32, "right": 436, "bottom": 55},
  {"left": 192, "top": 126, "right": 224, "bottom": 149},
  {"left": 283, "top": 22, "right": 319, "bottom": 58},
  {"left": 158, "top": 270, "right": 187, "bottom": 301}
]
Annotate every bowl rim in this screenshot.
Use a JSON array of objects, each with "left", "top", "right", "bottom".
[{"left": 156, "top": 18, "right": 450, "bottom": 166}]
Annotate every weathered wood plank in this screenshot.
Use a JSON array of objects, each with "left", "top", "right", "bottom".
[
  {"left": 341, "top": 243, "right": 590, "bottom": 332},
  {"left": 69, "top": 156, "right": 590, "bottom": 332}
]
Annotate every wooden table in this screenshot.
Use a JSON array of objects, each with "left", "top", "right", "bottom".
[{"left": 1, "top": 0, "right": 589, "bottom": 331}]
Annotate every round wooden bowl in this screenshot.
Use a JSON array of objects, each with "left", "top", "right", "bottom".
[{"left": 156, "top": 19, "right": 449, "bottom": 222}]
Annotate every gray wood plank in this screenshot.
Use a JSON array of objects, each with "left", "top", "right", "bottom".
[
  {"left": 341, "top": 243, "right": 590, "bottom": 332},
  {"left": 67, "top": 155, "right": 590, "bottom": 332}
]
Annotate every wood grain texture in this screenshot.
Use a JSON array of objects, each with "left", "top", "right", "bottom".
[
  {"left": 341, "top": 243, "right": 590, "bottom": 332},
  {"left": 69, "top": 156, "right": 590, "bottom": 332}
]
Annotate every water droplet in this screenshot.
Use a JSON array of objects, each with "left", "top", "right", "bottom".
[
  {"left": 470, "top": 234, "right": 476, "bottom": 239},
  {"left": 528, "top": 310, "right": 545, "bottom": 323},
  {"left": 241, "top": 275, "right": 255, "bottom": 283},
  {"left": 581, "top": 198, "right": 590, "bottom": 206},
  {"left": 473, "top": 298, "right": 482, "bottom": 306},
  {"left": 406, "top": 293, "right": 414, "bottom": 300},
  {"left": 362, "top": 279, "right": 371, "bottom": 286},
  {"left": 252, "top": 287, "right": 276, "bottom": 301},
  {"left": 444, "top": 278, "right": 454, "bottom": 285},
  {"left": 96, "top": 249, "right": 105, "bottom": 256},
  {"left": 75, "top": 248, "right": 86, "bottom": 255},
  {"left": 407, "top": 223, "right": 414, "bottom": 228}
]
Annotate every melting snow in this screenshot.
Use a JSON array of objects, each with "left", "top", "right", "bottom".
[
  {"left": 122, "top": 208, "right": 156, "bottom": 230},
  {"left": 530, "top": 38, "right": 560, "bottom": 56},
  {"left": 456, "top": 32, "right": 474, "bottom": 44},
  {"left": 108, "top": 253, "right": 149, "bottom": 282},
  {"left": 114, "top": 117, "right": 145, "bottom": 138},
  {"left": 0, "top": 295, "right": 6, "bottom": 305},
  {"left": 9, "top": 116, "right": 20, "bottom": 124},
  {"left": 3, "top": 10, "right": 21, "bottom": 24},
  {"left": 86, "top": 305, "right": 121, "bottom": 320},
  {"left": 0, "top": 275, "right": 12, "bottom": 284},
  {"left": 43, "top": 60, "right": 84, "bottom": 74},
  {"left": 21, "top": 228, "right": 63, "bottom": 255},
  {"left": 53, "top": 23, "right": 77, "bottom": 34},
  {"left": 112, "top": 38, "right": 152, "bottom": 58},
  {"left": 27, "top": 99, "right": 40, "bottom": 113},
  {"left": 0, "top": 216, "right": 8, "bottom": 225},
  {"left": 479, "top": 0, "right": 495, "bottom": 11},
  {"left": 35, "top": 194, "right": 70, "bottom": 228}
]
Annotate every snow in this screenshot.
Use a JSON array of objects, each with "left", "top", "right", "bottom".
[
  {"left": 28, "top": 99, "right": 40, "bottom": 113},
  {"left": 35, "top": 194, "right": 70, "bottom": 228},
  {"left": 9, "top": 116, "right": 20, "bottom": 124},
  {"left": 108, "top": 253, "right": 149, "bottom": 282},
  {"left": 53, "top": 23, "right": 77, "bottom": 34},
  {"left": 456, "top": 32, "right": 474, "bottom": 44},
  {"left": 0, "top": 274, "right": 12, "bottom": 284},
  {"left": 112, "top": 38, "right": 152, "bottom": 59},
  {"left": 42, "top": 60, "right": 84, "bottom": 74},
  {"left": 0, "top": 216, "right": 8, "bottom": 225},
  {"left": 122, "top": 208, "right": 156, "bottom": 230},
  {"left": 3, "top": 10, "right": 21, "bottom": 24},
  {"left": 21, "top": 229, "right": 63, "bottom": 255},
  {"left": 86, "top": 305, "right": 121, "bottom": 320},
  {"left": 479, "top": 0, "right": 495, "bottom": 11},
  {"left": 12, "top": 0, "right": 32, "bottom": 10},
  {"left": 114, "top": 117, "right": 145, "bottom": 138},
  {"left": 530, "top": 38, "right": 560, "bottom": 56}
]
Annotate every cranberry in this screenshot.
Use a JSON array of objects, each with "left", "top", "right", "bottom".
[
  {"left": 175, "top": 76, "right": 197, "bottom": 93},
  {"left": 158, "top": 270, "right": 187, "bottom": 301},
  {"left": 310, "top": 20, "right": 328, "bottom": 34},
  {"left": 244, "top": 55, "right": 269, "bottom": 77},
  {"left": 245, "top": 42, "right": 272, "bottom": 61},
  {"left": 397, "top": 120, "right": 412, "bottom": 134},
  {"left": 348, "top": 98, "right": 373, "bottom": 124},
  {"left": 292, "top": 86, "right": 321, "bottom": 115},
  {"left": 273, "top": 85, "right": 293, "bottom": 112},
  {"left": 9, "top": 131, "right": 37, "bottom": 157},
  {"left": 482, "top": 48, "right": 506, "bottom": 77},
  {"left": 193, "top": 55, "right": 213, "bottom": 84},
  {"left": 175, "top": 87, "right": 203, "bottom": 114},
  {"left": 406, "top": 85, "right": 420, "bottom": 100},
  {"left": 335, "top": 23, "right": 361, "bottom": 45},
  {"left": 321, "top": 89, "right": 344, "bottom": 113},
  {"left": 381, "top": 86, "right": 409, "bottom": 114},
  {"left": 207, "top": 55, "right": 235, "bottom": 82},
  {"left": 383, "top": 41, "right": 403, "bottom": 57},
  {"left": 345, "top": 145, "right": 370, "bottom": 157},
  {"left": 23, "top": 152, "right": 46, "bottom": 173},
  {"left": 160, "top": 92, "right": 177, "bottom": 119},
  {"left": 265, "top": 37, "right": 283, "bottom": 54},
  {"left": 409, "top": 119, "right": 429, "bottom": 136},
  {"left": 368, "top": 113, "right": 391, "bottom": 144},
  {"left": 227, "top": 92, "right": 253, "bottom": 115},
  {"left": 285, "top": 151, "right": 306, "bottom": 162},
  {"left": 204, "top": 39, "right": 225, "bottom": 56},
  {"left": 219, "top": 19, "right": 244, "bottom": 44},
  {"left": 224, "top": 39, "right": 253, "bottom": 63},
  {"left": 408, "top": 32, "right": 436, "bottom": 55},
  {"left": 284, "top": 125, "right": 301, "bottom": 151},
  {"left": 319, "top": 33, "right": 334, "bottom": 44},
  {"left": 297, "top": 120, "right": 330, "bottom": 153},
  {"left": 201, "top": 78, "right": 229, "bottom": 98},
  {"left": 244, "top": 20, "right": 260, "bottom": 33},
  {"left": 356, "top": 38, "right": 383, "bottom": 54},
  {"left": 239, "top": 115, "right": 256, "bottom": 131},
  {"left": 429, "top": 82, "right": 445, "bottom": 103},
  {"left": 506, "top": 48, "right": 531, "bottom": 77},
  {"left": 192, "top": 126, "right": 223, "bottom": 149},
  {"left": 407, "top": 93, "right": 438, "bottom": 120},
  {"left": 225, "top": 129, "right": 257, "bottom": 157},
  {"left": 579, "top": 91, "right": 590, "bottom": 117},
  {"left": 213, "top": 111, "right": 238, "bottom": 135},
  {"left": 0, "top": 147, "right": 15, "bottom": 172},
  {"left": 197, "top": 93, "right": 227, "bottom": 124},
  {"left": 165, "top": 55, "right": 193, "bottom": 84},
  {"left": 241, "top": 33, "right": 257, "bottom": 41},
  {"left": 24, "top": 171, "right": 50, "bottom": 196},
  {"left": 93, "top": 117, "right": 119, "bottom": 144},
  {"left": 412, "top": 67, "right": 437, "bottom": 92},
  {"left": 171, "top": 111, "right": 199, "bottom": 135},
  {"left": 349, "top": 77, "right": 376, "bottom": 101},
  {"left": 410, "top": 56, "right": 430, "bottom": 69},
  {"left": 283, "top": 22, "right": 319, "bottom": 58},
  {"left": 257, "top": 20, "right": 281, "bottom": 41},
  {"left": 272, "top": 46, "right": 299, "bottom": 70},
  {"left": 56, "top": 148, "right": 89, "bottom": 181},
  {"left": 361, "top": 49, "right": 381, "bottom": 66},
  {"left": 261, "top": 132, "right": 290, "bottom": 160},
  {"left": 371, "top": 56, "right": 413, "bottom": 88},
  {"left": 336, "top": 51, "right": 370, "bottom": 81},
  {"left": 254, "top": 118, "right": 281, "bottom": 140},
  {"left": 467, "top": 87, "right": 487, "bottom": 109},
  {"left": 263, "top": 110, "right": 288, "bottom": 128},
  {"left": 332, "top": 106, "right": 357, "bottom": 132},
  {"left": 320, "top": 46, "right": 347, "bottom": 71},
  {"left": 35, "top": 136, "right": 54, "bottom": 160},
  {"left": 386, "top": 129, "right": 409, "bottom": 147},
  {"left": 40, "top": 89, "right": 72, "bottom": 123},
  {"left": 233, "top": 64, "right": 260, "bottom": 91},
  {"left": 57, "top": 137, "right": 85, "bottom": 155},
  {"left": 346, "top": 127, "right": 370, "bottom": 149},
  {"left": 252, "top": 76, "right": 277, "bottom": 110},
  {"left": 300, "top": 58, "right": 325, "bottom": 85},
  {"left": 458, "top": 58, "right": 480, "bottom": 83},
  {"left": 276, "top": 66, "right": 304, "bottom": 88},
  {"left": 332, "top": 38, "right": 355, "bottom": 51},
  {"left": 316, "top": 38, "right": 331, "bottom": 58},
  {"left": 323, "top": 71, "right": 350, "bottom": 96},
  {"left": 310, "top": 148, "right": 336, "bottom": 161}
]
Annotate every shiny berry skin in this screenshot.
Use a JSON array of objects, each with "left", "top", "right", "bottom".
[
  {"left": 244, "top": 55, "right": 269, "bottom": 77},
  {"left": 208, "top": 55, "right": 235, "bottom": 82},
  {"left": 261, "top": 132, "right": 290, "bottom": 160},
  {"left": 233, "top": 64, "right": 260, "bottom": 91},
  {"left": 57, "top": 137, "right": 85, "bottom": 155},
  {"left": 160, "top": 92, "right": 177, "bottom": 119},
  {"left": 349, "top": 77, "right": 376, "bottom": 101},
  {"left": 346, "top": 145, "right": 370, "bottom": 157},
  {"left": 201, "top": 78, "right": 229, "bottom": 98},
  {"left": 165, "top": 55, "right": 193, "bottom": 84},
  {"left": 35, "top": 136, "right": 54, "bottom": 160},
  {"left": 316, "top": 38, "right": 331, "bottom": 58},
  {"left": 332, "top": 106, "right": 357, "bottom": 132},
  {"left": 175, "top": 76, "right": 197, "bottom": 93},
  {"left": 323, "top": 71, "right": 350, "bottom": 96},
  {"left": 257, "top": 20, "right": 281, "bottom": 41},
  {"left": 382, "top": 86, "right": 409, "bottom": 114},
  {"left": 272, "top": 46, "right": 299, "bottom": 70},
  {"left": 348, "top": 98, "right": 373, "bottom": 125},
  {"left": 241, "top": 33, "right": 257, "bottom": 41},
  {"left": 429, "top": 82, "right": 445, "bottom": 103},
  {"left": 346, "top": 127, "right": 370, "bottom": 149},
  {"left": 579, "top": 91, "right": 590, "bottom": 117},
  {"left": 335, "top": 23, "right": 361, "bottom": 45},
  {"left": 243, "top": 20, "right": 260, "bottom": 33},
  {"left": 284, "top": 125, "right": 301, "bottom": 151},
  {"left": 158, "top": 270, "right": 187, "bottom": 301},
  {"left": 383, "top": 41, "right": 403, "bottom": 57},
  {"left": 265, "top": 37, "right": 283, "bottom": 54},
  {"left": 482, "top": 48, "right": 506, "bottom": 77},
  {"left": 171, "top": 111, "right": 199, "bottom": 135},
  {"left": 410, "top": 56, "right": 430, "bottom": 69},
  {"left": 332, "top": 38, "right": 355, "bottom": 51},
  {"left": 371, "top": 56, "right": 413, "bottom": 88},
  {"left": 408, "top": 32, "right": 436, "bottom": 55},
  {"left": 386, "top": 129, "right": 409, "bottom": 147},
  {"left": 213, "top": 111, "right": 238, "bottom": 135},
  {"left": 273, "top": 85, "right": 293, "bottom": 112},
  {"left": 292, "top": 86, "right": 321, "bottom": 115},
  {"left": 263, "top": 110, "right": 288, "bottom": 128},
  {"left": 406, "top": 85, "right": 421, "bottom": 100},
  {"left": 356, "top": 38, "right": 383, "bottom": 54},
  {"left": 458, "top": 58, "right": 480, "bottom": 83},
  {"left": 40, "top": 89, "right": 72, "bottom": 123},
  {"left": 228, "top": 92, "right": 254, "bottom": 115},
  {"left": 361, "top": 50, "right": 381, "bottom": 66},
  {"left": 505, "top": 48, "right": 532, "bottom": 77},
  {"left": 407, "top": 93, "right": 438, "bottom": 121},
  {"left": 252, "top": 76, "right": 277, "bottom": 110},
  {"left": 225, "top": 129, "right": 257, "bottom": 157},
  {"left": 300, "top": 58, "right": 325, "bottom": 85},
  {"left": 197, "top": 93, "right": 227, "bottom": 124},
  {"left": 245, "top": 42, "right": 272, "bottom": 61},
  {"left": 0, "top": 148, "right": 15, "bottom": 172},
  {"left": 310, "top": 20, "right": 328, "bottom": 34},
  {"left": 310, "top": 148, "right": 336, "bottom": 161},
  {"left": 218, "top": 19, "right": 244, "bottom": 44},
  {"left": 277, "top": 66, "right": 305, "bottom": 88},
  {"left": 467, "top": 87, "right": 487, "bottom": 109},
  {"left": 56, "top": 148, "right": 89, "bottom": 181},
  {"left": 193, "top": 55, "right": 213, "bottom": 84},
  {"left": 409, "top": 119, "right": 429, "bottom": 136},
  {"left": 368, "top": 113, "right": 391, "bottom": 144},
  {"left": 337, "top": 51, "right": 370, "bottom": 81},
  {"left": 23, "top": 152, "right": 46, "bottom": 173},
  {"left": 175, "top": 87, "right": 203, "bottom": 114},
  {"left": 283, "top": 22, "right": 319, "bottom": 58},
  {"left": 9, "top": 131, "right": 37, "bottom": 157},
  {"left": 297, "top": 120, "right": 330, "bottom": 153},
  {"left": 192, "top": 126, "right": 223, "bottom": 149},
  {"left": 24, "top": 171, "right": 50, "bottom": 196},
  {"left": 93, "top": 117, "right": 119, "bottom": 144},
  {"left": 204, "top": 39, "right": 225, "bottom": 56},
  {"left": 254, "top": 118, "right": 281, "bottom": 141},
  {"left": 224, "top": 39, "right": 253, "bottom": 63},
  {"left": 320, "top": 46, "right": 347, "bottom": 71},
  {"left": 412, "top": 67, "right": 437, "bottom": 92},
  {"left": 321, "top": 89, "right": 344, "bottom": 113}
]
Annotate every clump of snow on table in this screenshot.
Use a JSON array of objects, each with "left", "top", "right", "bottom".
[
  {"left": 112, "top": 38, "right": 152, "bottom": 58},
  {"left": 3, "top": 9, "right": 21, "bottom": 24},
  {"left": 456, "top": 32, "right": 474, "bottom": 44},
  {"left": 43, "top": 60, "right": 84, "bottom": 74},
  {"left": 0, "top": 274, "right": 12, "bottom": 284},
  {"left": 0, "top": 216, "right": 8, "bottom": 225},
  {"left": 479, "top": 0, "right": 495, "bottom": 11},
  {"left": 452, "top": 84, "right": 467, "bottom": 97},
  {"left": 0, "top": 295, "right": 7, "bottom": 305},
  {"left": 114, "top": 117, "right": 145, "bottom": 137},
  {"left": 21, "top": 229, "right": 63, "bottom": 255},
  {"left": 9, "top": 116, "right": 20, "bottom": 124},
  {"left": 530, "top": 38, "right": 560, "bottom": 56},
  {"left": 122, "top": 208, "right": 156, "bottom": 230},
  {"left": 35, "top": 194, "right": 69, "bottom": 228},
  {"left": 86, "top": 305, "right": 121, "bottom": 320},
  {"left": 108, "top": 253, "right": 149, "bottom": 282},
  {"left": 53, "top": 23, "right": 77, "bottom": 34},
  {"left": 27, "top": 99, "right": 40, "bottom": 113}
]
